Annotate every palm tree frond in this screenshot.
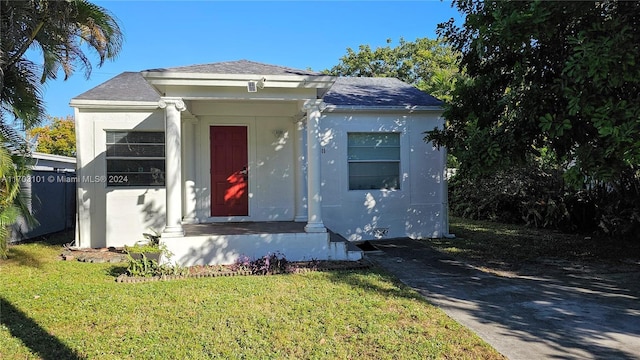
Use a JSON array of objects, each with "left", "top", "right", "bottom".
[
  {"left": 75, "top": 0, "right": 124, "bottom": 65},
  {"left": 0, "top": 59, "right": 45, "bottom": 128}
]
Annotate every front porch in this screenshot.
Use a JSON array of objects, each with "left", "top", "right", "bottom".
[
  {"left": 184, "top": 221, "right": 306, "bottom": 236},
  {"left": 162, "top": 222, "right": 363, "bottom": 266},
  {"left": 147, "top": 65, "right": 345, "bottom": 266}
]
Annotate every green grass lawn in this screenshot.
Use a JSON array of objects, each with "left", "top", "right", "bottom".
[
  {"left": 426, "top": 216, "right": 640, "bottom": 272},
  {"left": 0, "top": 240, "right": 503, "bottom": 359}
]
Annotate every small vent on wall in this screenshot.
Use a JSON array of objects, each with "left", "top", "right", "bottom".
[
  {"left": 373, "top": 228, "right": 389, "bottom": 239},
  {"left": 247, "top": 81, "right": 257, "bottom": 93}
]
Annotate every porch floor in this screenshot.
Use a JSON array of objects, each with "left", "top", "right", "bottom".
[{"left": 183, "top": 222, "right": 307, "bottom": 236}]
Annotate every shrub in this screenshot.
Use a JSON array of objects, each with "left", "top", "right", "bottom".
[
  {"left": 123, "top": 233, "right": 185, "bottom": 277},
  {"left": 449, "top": 166, "right": 640, "bottom": 239},
  {"left": 449, "top": 165, "right": 559, "bottom": 224},
  {"left": 231, "top": 252, "right": 290, "bottom": 275}
]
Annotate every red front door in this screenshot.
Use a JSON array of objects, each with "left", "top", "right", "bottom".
[{"left": 210, "top": 126, "right": 248, "bottom": 216}]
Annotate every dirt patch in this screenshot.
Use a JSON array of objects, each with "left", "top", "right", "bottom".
[{"left": 60, "top": 247, "right": 127, "bottom": 263}]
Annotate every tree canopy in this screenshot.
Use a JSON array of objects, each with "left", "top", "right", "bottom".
[
  {"left": 27, "top": 116, "right": 76, "bottom": 157},
  {"left": 427, "top": 0, "right": 640, "bottom": 188},
  {"left": 326, "top": 37, "right": 462, "bottom": 103}
]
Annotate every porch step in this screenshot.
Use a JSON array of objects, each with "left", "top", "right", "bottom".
[{"left": 329, "top": 230, "right": 363, "bottom": 261}]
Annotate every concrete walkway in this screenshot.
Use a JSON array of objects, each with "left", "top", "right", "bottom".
[{"left": 368, "top": 238, "right": 640, "bottom": 360}]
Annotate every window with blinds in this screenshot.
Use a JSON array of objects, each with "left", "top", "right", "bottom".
[
  {"left": 105, "top": 131, "right": 165, "bottom": 187},
  {"left": 347, "top": 132, "right": 400, "bottom": 190}
]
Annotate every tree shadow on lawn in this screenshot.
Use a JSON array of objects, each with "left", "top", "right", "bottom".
[
  {"left": 5, "top": 247, "right": 44, "bottom": 268},
  {"left": 5, "top": 229, "right": 76, "bottom": 269},
  {"left": 105, "top": 264, "right": 128, "bottom": 277},
  {"left": 0, "top": 297, "right": 85, "bottom": 359},
  {"left": 448, "top": 217, "right": 640, "bottom": 261},
  {"left": 14, "top": 229, "right": 76, "bottom": 247},
  {"left": 324, "top": 266, "right": 429, "bottom": 302}
]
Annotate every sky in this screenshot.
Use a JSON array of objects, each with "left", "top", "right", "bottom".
[{"left": 39, "top": 0, "right": 463, "bottom": 119}]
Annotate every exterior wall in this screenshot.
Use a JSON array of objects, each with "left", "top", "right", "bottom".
[
  {"left": 191, "top": 102, "right": 298, "bottom": 222},
  {"left": 75, "top": 108, "right": 166, "bottom": 248},
  {"left": 164, "top": 232, "right": 331, "bottom": 266},
  {"left": 74, "top": 101, "right": 445, "bottom": 249},
  {"left": 319, "top": 110, "right": 446, "bottom": 241},
  {"left": 75, "top": 101, "right": 299, "bottom": 248}
]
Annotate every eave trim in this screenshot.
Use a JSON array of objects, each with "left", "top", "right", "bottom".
[{"left": 323, "top": 105, "right": 443, "bottom": 113}]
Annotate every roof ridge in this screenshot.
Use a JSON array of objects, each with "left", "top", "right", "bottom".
[
  {"left": 236, "top": 59, "right": 310, "bottom": 72},
  {"left": 335, "top": 76, "right": 403, "bottom": 80},
  {"left": 143, "top": 59, "right": 320, "bottom": 76}
]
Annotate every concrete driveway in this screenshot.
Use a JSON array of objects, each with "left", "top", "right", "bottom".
[{"left": 367, "top": 238, "right": 640, "bottom": 360}]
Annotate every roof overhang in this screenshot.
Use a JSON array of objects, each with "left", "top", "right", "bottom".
[
  {"left": 31, "top": 151, "right": 76, "bottom": 163},
  {"left": 140, "top": 71, "right": 337, "bottom": 100},
  {"left": 69, "top": 99, "right": 160, "bottom": 110},
  {"left": 323, "top": 105, "right": 443, "bottom": 114}
]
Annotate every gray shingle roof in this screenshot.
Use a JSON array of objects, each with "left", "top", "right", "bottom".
[
  {"left": 74, "top": 72, "right": 160, "bottom": 102},
  {"left": 145, "top": 59, "right": 321, "bottom": 76},
  {"left": 73, "top": 61, "right": 443, "bottom": 108},
  {"left": 323, "top": 77, "right": 442, "bottom": 107}
]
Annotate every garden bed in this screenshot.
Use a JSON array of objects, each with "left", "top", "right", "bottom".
[
  {"left": 115, "top": 260, "right": 372, "bottom": 283},
  {"left": 61, "top": 247, "right": 371, "bottom": 283}
]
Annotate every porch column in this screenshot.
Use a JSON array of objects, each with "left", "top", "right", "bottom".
[
  {"left": 294, "top": 118, "right": 307, "bottom": 222},
  {"left": 303, "top": 100, "right": 326, "bottom": 233},
  {"left": 159, "top": 98, "right": 186, "bottom": 237}
]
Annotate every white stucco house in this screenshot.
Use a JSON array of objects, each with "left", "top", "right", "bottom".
[{"left": 70, "top": 60, "right": 449, "bottom": 266}]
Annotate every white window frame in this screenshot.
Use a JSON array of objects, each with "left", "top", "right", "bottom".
[{"left": 347, "top": 132, "right": 401, "bottom": 191}]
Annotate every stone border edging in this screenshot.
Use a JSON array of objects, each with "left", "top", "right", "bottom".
[{"left": 115, "top": 263, "right": 371, "bottom": 283}]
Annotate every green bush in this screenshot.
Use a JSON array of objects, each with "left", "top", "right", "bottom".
[
  {"left": 123, "top": 233, "right": 186, "bottom": 277},
  {"left": 448, "top": 167, "right": 640, "bottom": 239},
  {"left": 449, "top": 165, "right": 560, "bottom": 224}
]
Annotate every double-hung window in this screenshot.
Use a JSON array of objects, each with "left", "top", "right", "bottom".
[
  {"left": 105, "top": 131, "right": 165, "bottom": 187},
  {"left": 347, "top": 132, "right": 400, "bottom": 190}
]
